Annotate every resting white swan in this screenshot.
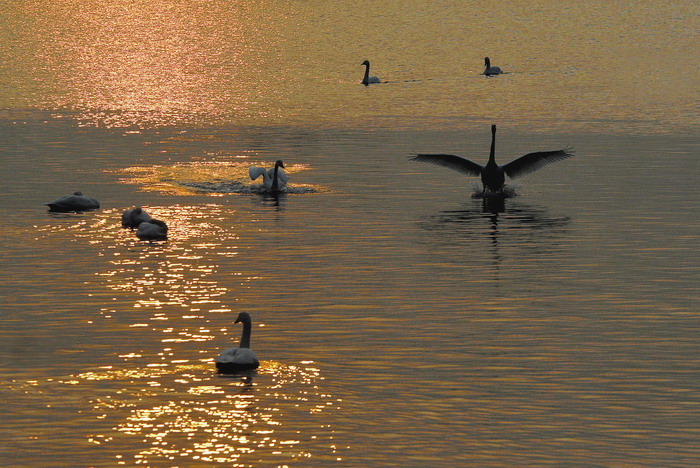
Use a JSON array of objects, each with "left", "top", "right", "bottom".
[
  {"left": 46, "top": 191, "right": 100, "bottom": 212},
  {"left": 249, "top": 160, "right": 288, "bottom": 193},
  {"left": 361, "top": 60, "right": 381, "bottom": 85},
  {"left": 121, "top": 207, "right": 152, "bottom": 228},
  {"left": 216, "top": 312, "right": 260, "bottom": 373},
  {"left": 483, "top": 57, "right": 502, "bottom": 76},
  {"left": 136, "top": 219, "right": 168, "bottom": 240}
]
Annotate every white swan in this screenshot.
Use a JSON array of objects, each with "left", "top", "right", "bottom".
[
  {"left": 136, "top": 219, "right": 168, "bottom": 240},
  {"left": 216, "top": 312, "right": 260, "bottom": 373},
  {"left": 483, "top": 57, "right": 502, "bottom": 76},
  {"left": 121, "top": 207, "right": 151, "bottom": 228},
  {"left": 46, "top": 191, "right": 100, "bottom": 212},
  {"left": 249, "top": 160, "right": 288, "bottom": 193},
  {"left": 361, "top": 60, "right": 381, "bottom": 85}
]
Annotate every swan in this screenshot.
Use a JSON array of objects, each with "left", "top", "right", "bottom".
[
  {"left": 46, "top": 191, "right": 100, "bottom": 212},
  {"left": 411, "top": 125, "right": 574, "bottom": 194},
  {"left": 136, "top": 219, "right": 168, "bottom": 240},
  {"left": 216, "top": 312, "right": 260, "bottom": 373},
  {"left": 361, "top": 60, "right": 381, "bottom": 85},
  {"left": 483, "top": 57, "right": 502, "bottom": 76},
  {"left": 249, "top": 160, "right": 288, "bottom": 193},
  {"left": 121, "top": 207, "right": 151, "bottom": 228}
]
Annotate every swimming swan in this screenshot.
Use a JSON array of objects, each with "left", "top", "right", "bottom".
[
  {"left": 121, "top": 207, "right": 152, "bottom": 228},
  {"left": 483, "top": 57, "right": 502, "bottom": 76},
  {"left": 136, "top": 219, "right": 168, "bottom": 240},
  {"left": 46, "top": 191, "right": 100, "bottom": 212},
  {"left": 216, "top": 312, "right": 260, "bottom": 373},
  {"left": 411, "top": 125, "right": 574, "bottom": 194},
  {"left": 249, "top": 160, "right": 288, "bottom": 193},
  {"left": 361, "top": 60, "right": 381, "bottom": 85}
]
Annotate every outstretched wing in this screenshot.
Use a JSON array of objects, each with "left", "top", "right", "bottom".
[
  {"left": 249, "top": 166, "right": 267, "bottom": 181},
  {"left": 502, "top": 147, "right": 574, "bottom": 179},
  {"left": 410, "top": 153, "right": 483, "bottom": 177}
]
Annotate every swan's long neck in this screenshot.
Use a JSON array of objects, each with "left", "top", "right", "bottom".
[
  {"left": 239, "top": 320, "right": 252, "bottom": 348},
  {"left": 363, "top": 63, "right": 370, "bottom": 84},
  {"left": 485, "top": 57, "right": 491, "bottom": 69},
  {"left": 272, "top": 164, "right": 280, "bottom": 191},
  {"left": 489, "top": 125, "right": 497, "bottom": 164}
]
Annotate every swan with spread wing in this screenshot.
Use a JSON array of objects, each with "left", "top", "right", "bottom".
[
  {"left": 249, "top": 160, "right": 288, "bottom": 193},
  {"left": 410, "top": 125, "right": 574, "bottom": 195}
]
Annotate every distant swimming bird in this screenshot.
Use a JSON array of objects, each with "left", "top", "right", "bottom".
[
  {"left": 361, "top": 60, "right": 381, "bottom": 85},
  {"left": 249, "top": 160, "right": 288, "bottom": 193},
  {"left": 46, "top": 191, "right": 100, "bottom": 212},
  {"left": 483, "top": 57, "right": 502, "bottom": 76},
  {"left": 216, "top": 312, "right": 260, "bottom": 373},
  {"left": 121, "top": 207, "right": 151, "bottom": 228},
  {"left": 411, "top": 125, "right": 574, "bottom": 194},
  {"left": 136, "top": 219, "right": 168, "bottom": 240}
]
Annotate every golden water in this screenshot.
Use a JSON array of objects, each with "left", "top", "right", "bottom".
[{"left": 1, "top": 0, "right": 699, "bottom": 466}]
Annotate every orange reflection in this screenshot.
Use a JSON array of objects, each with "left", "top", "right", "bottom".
[
  {"left": 22, "top": 0, "right": 289, "bottom": 128},
  {"left": 7, "top": 362, "right": 345, "bottom": 465},
  {"left": 111, "top": 161, "right": 319, "bottom": 195}
]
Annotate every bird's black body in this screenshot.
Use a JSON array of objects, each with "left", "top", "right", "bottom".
[
  {"left": 411, "top": 125, "right": 574, "bottom": 195},
  {"left": 361, "top": 60, "right": 380, "bottom": 86},
  {"left": 483, "top": 57, "right": 502, "bottom": 76},
  {"left": 46, "top": 191, "right": 100, "bottom": 212},
  {"left": 215, "top": 312, "right": 260, "bottom": 373},
  {"left": 481, "top": 126, "right": 506, "bottom": 192}
]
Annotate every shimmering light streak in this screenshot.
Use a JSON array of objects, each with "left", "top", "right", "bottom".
[
  {"left": 112, "top": 161, "right": 319, "bottom": 195},
  {"left": 5, "top": 360, "right": 344, "bottom": 464}
]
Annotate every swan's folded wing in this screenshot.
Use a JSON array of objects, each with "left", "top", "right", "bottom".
[
  {"left": 216, "top": 347, "right": 259, "bottom": 365},
  {"left": 502, "top": 147, "right": 574, "bottom": 179},
  {"left": 410, "top": 153, "right": 483, "bottom": 176}
]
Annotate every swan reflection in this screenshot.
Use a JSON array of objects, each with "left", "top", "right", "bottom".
[{"left": 420, "top": 197, "right": 571, "bottom": 275}]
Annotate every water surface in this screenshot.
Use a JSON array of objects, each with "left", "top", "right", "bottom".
[{"left": 1, "top": 0, "right": 699, "bottom": 466}]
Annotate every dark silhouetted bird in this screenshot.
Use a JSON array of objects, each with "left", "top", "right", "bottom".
[
  {"left": 411, "top": 125, "right": 574, "bottom": 194},
  {"left": 361, "top": 60, "right": 381, "bottom": 85},
  {"left": 215, "top": 312, "right": 260, "bottom": 373},
  {"left": 483, "top": 57, "right": 502, "bottom": 75}
]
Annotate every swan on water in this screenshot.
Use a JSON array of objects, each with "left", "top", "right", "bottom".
[
  {"left": 411, "top": 125, "right": 574, "bottom": 195},
  {"left": 136, "top": 219, "right": 168, "bottom": 240},
  {"left": 249, "top": 160, "right": 288, "bottom": 193},
  {"left": 216, "top": 312, "right": 260, "bottom": 373},
  {"left": 361, "top": 60, "right": 381, "bottom": 85},
  {"left": 121, "top": 207, "right": 151, "bottom": 228},
  {"left": 483, "top": 57, "right": 502, "bottom": 76},
  {"left": 46, "top": 191, "right": 100, "bottom": 212}
]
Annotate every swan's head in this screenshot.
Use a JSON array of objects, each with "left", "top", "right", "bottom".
[
  {"left": 235, "top": 312, "right": 252, "bottom": 324},
  {"left": 74, "top": 191, "right": 83, "bottom": 196},
  {"left": 275, "top": 160, "right": 285, "bottom": 168},
  {"left": 133, "top": 207, "right": 142, "bottom": 214},
  {"left": 491, "top": 124, "right": 497, "bottom": 134},
  {"left": 484, "top": 57, "right": 491, "bottom": 67},
  {"left": 361, "top": 60, "right": 370, "bottom": 66}
]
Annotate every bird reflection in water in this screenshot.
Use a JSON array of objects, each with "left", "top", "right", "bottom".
[
  {"left": 257, "top": 190, "right": 287, "bottom": 209},
  {"left": 421, "top": 196, "right": 571, "bottom": 278}
]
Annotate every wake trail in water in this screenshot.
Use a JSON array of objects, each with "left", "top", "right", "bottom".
[{"left": 180, "top": 181, "right": 318, "bottom": 194}]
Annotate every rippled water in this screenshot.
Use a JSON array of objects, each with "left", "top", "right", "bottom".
[{"left": 1, "top": 0, "right": 699, "bottom": 466}]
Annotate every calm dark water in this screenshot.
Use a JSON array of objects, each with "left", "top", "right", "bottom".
[{"left": 1, "top": 0, "right": 699, "bottom": 466}]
